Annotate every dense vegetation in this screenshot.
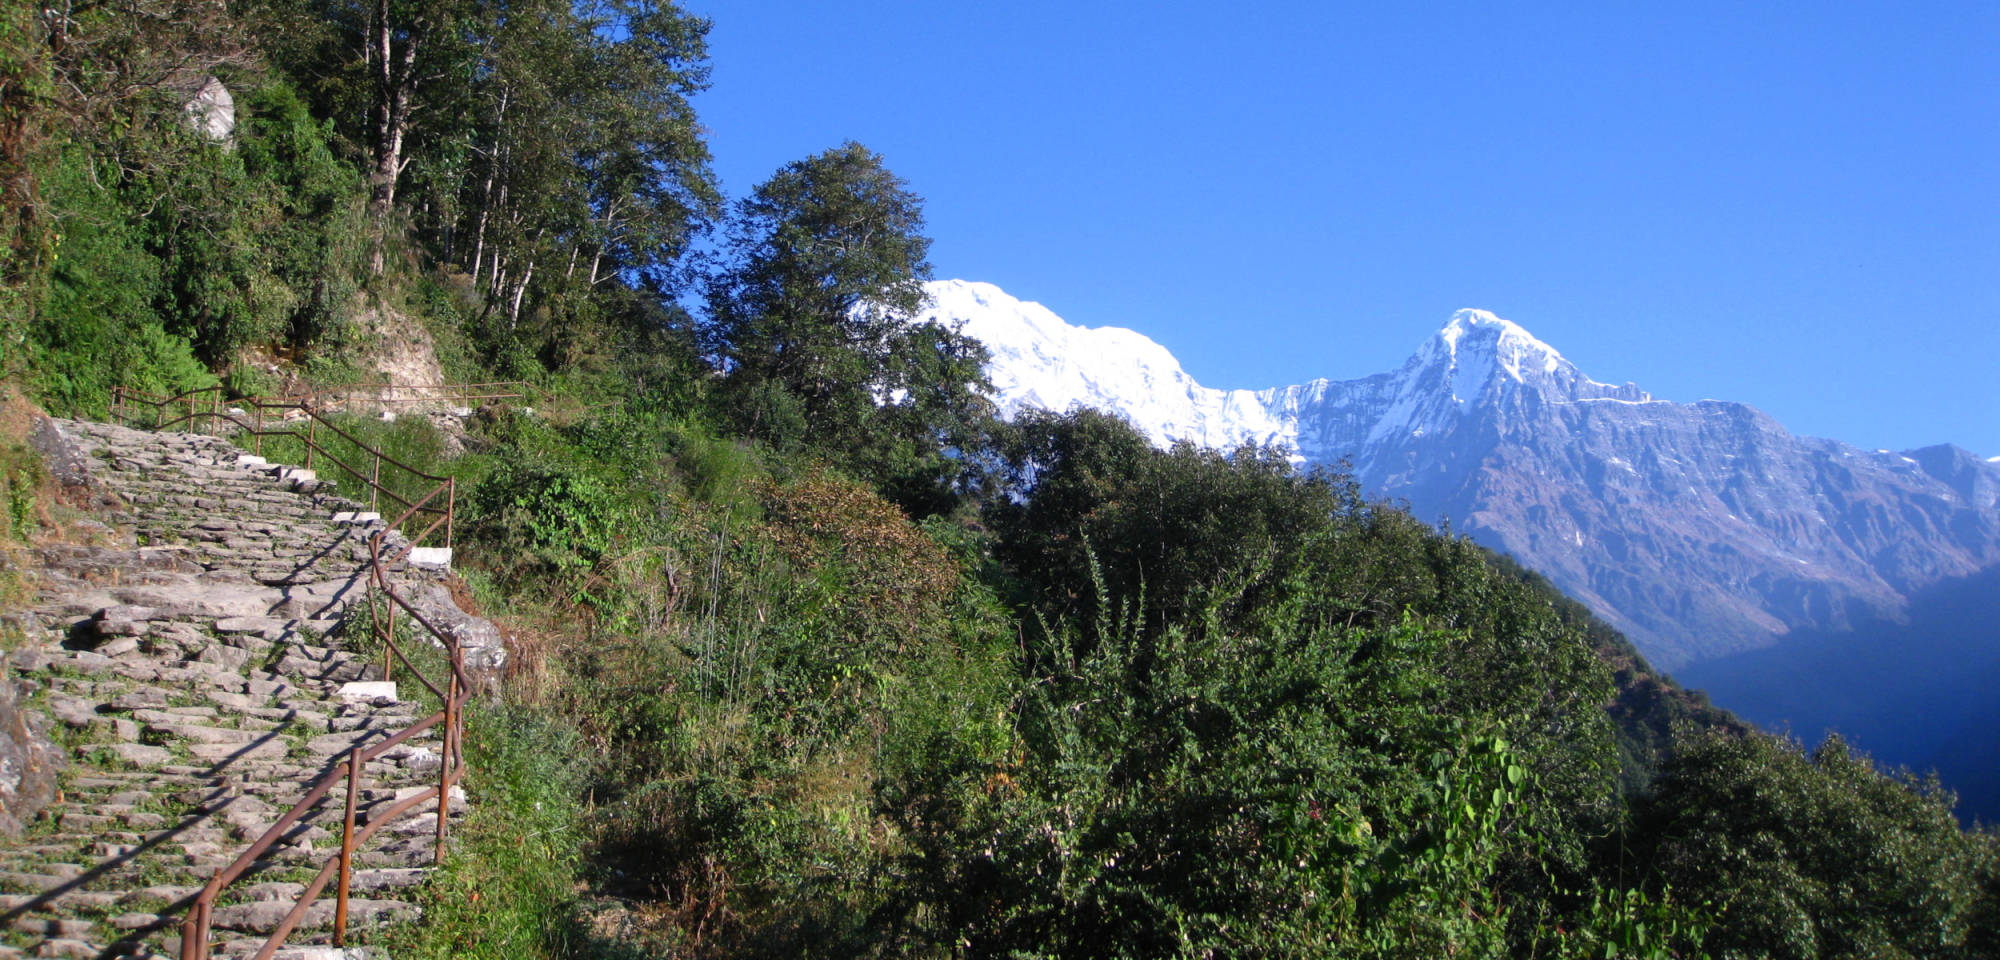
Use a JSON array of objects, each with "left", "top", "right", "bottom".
[{"left": 3, "top": 4, "right": 1994, "bottom": 958}]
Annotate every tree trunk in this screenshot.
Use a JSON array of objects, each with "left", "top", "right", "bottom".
[
  {"left": 367, "top": 0, "right": 423, "bottom": 275},
  {"left": 468, "top": 205, "right": 490, "bottom": 286},
  {"left": 508, "top": 258, "right": 534, "bottom": 329},
  {"left": 465, "top": 90, "right": 507, "bottom": 284}
]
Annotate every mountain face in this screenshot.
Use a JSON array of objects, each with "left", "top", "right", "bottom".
[{"left": 921, "top": 279, "right": 2000, "bottom": 670}]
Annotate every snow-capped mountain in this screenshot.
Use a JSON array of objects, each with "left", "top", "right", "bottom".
[
  {"left": 919, "top": 279, "right": 1293, "bottom": 450},
  {"left": 919, "top": 279, "right": 2000, "bottom": 670}
]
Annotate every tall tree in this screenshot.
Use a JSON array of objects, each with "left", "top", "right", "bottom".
[
  {"left": 244, "top": 0, "right": 476, "bottom": 274},
  {"left": 705, "top": 142, "right": 993, "bottom": 510},
  {"left": 358, "top": 0, "right": 478, "bottom": 273},
  {"left": 707, "top": 140, "right": 933, "bottom": 425},
  {"left": 1631, "top": 731, "right": 1990, "bottom": 959},
  {"left": 569, "top": 0, "right": 718, "bottom": 293},
  {"left": 247, "top": 0, "right": 717, "bottom": 361}
]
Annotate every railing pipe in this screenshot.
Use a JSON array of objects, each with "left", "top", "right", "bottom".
[
  {"left": 336, "top": 745, "right": 361, "bottom": 946},
  {"left": 248, "top": 855, "right": 342, "bottom": 960},
  {"left": 437, "top": 666, "right": 456, "bottom": 863}
]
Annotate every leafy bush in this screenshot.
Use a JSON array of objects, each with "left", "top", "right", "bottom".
[
  {"left": 757, "top": 470, "right": 958, "bottom": 652},
  {"left": 28, "top": 146, "right": 215, "bottom": 416},
  {"left": 22, "top": 75, "right": 367, "bottom": 415},
  {"left": 873, "top": 606, "right": 1554, "bottom": 959},
  {"left": 471, "top": 460, "right": 627, "bottom": 580},
  {"left": 1631, "top": 731, "right": 1988, "bottom": 959}
]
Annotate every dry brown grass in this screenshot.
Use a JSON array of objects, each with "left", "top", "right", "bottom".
[{"left": 0, "top": 382, "right": 41, "bottom": 444}]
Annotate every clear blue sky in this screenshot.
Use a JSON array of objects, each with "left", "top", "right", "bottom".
[{"left": 687, "top": 1, "right": 1999, "bottom": 455}]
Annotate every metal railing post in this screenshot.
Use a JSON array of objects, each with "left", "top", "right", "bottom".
[
  {"left": 383, "top": 575, "right": 396, "bottom": 685},
  {"left": 436, "top": 666, "right": 457, "bottom": 864},
  {"left": 305, "top": 413, "right": 317, "bottom": 471},
  {"left": 195, "top": 900, "right": 212, "bottom": 959},
  {"left": 445, "top": 478, "right": 455, "bottom": 549},
  {"left": 370, "top": 452, "right": 381, "bottom": 512},
  {"left": 254, "top": 402, "right": 264, "bottom": 455},
  {"left": 335, "top": 745, "right": 361, "bottom": 946}
]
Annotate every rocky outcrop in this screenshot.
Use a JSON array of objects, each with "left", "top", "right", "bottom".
[
  {"left": 0, "top": 418, "right": 494, "bottom": 958},
  {"left": 0, "top": 656, "right": 63, "bottom": 837},
  {"left": 182, "top": 77, "right": 234, "bottom": 144}
]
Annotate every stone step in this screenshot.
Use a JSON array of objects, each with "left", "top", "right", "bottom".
[
  {"left": 208, "top": 897, "right": 417, "bottom": 935},
  {"left": 5, "top": 419, "right": 479, "bottom": 959}
]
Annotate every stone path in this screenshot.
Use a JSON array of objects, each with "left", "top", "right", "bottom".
[{"left": 0, "top": 419, "right": 497, "bottom": 959}]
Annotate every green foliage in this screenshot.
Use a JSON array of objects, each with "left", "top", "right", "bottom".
[
  {"left": 705, "top": 142, "right": 995, "bottom": 511},
  {"left": 27, "top": 146, "right": 215, "bottom": 415},
  {"left": 387, "top": 703, "right": 597, "bottom": 959},
  {"left": 1543, "top": 885, "right": 1713, "bottom": 960},
  {"left": 20, "top": 72, "right": 367, "bottom": 414},
  {"left": 471, "top": 459, "right": 627, "bottom": 581},
  {"left": 254, "top": 0, "right": 720, "bottom": 369},
  {"left": 873, "top": 602, "right": 1552, "bottom": 959},
  {"left": 707, "top": 141, "right": 933, "bottom": 404},
  {"left": 0, "top": 435, "right": 44, "bottom": 550},
  {"left": 987, "top": 409, "right": 1622, "bottom": 871},
  {"left": 670, "top": 429, "right": 762, "bottom": 524},
  {"left": 1632, "top": 730, "right": 1988, "bottom": 959},
  {"left": 0, "top": 428, "right": 45, "bottom": 624},
  {"left": 225, "top": 81, "right": 367, "bottom": 351}
]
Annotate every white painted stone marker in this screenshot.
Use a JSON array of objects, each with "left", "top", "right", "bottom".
[{"left": 338, "top": 681, "right": 398, "bottom": 703}]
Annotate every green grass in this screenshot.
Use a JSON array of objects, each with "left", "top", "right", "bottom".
[{"left": 380, "top": 702, "right": 605, "bottom": 959}]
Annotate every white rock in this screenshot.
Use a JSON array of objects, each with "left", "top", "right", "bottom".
[{"left": 338, "top": 681, "right": 398, "bottom": 703}]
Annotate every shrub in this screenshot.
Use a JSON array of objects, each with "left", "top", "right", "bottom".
[
  {"left": 1632, "top": 730, "right": 1985, "bottom": 959},
  {"left": 471, "top": 460, "right": 626, "bottom": 580},
  {"left": 757, "top": 469, "right": 958, "bottom": 652}
]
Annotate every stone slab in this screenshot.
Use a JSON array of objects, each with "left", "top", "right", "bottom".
[{"left": 337, "top": 681, "right": 397, "bottom": 703}]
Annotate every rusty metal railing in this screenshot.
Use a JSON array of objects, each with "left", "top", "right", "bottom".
[
  {"left": 286, "top": 380, "right": 541, "bottom": 412},
  {"left": 109, "top": 386, "right": 477, "bottom": 958},
  {"left": 175, "top": 536, "right": 469, "bottom": 960},
  {"left": 109, "top": 386, "right": 458, "bottom": 548}
]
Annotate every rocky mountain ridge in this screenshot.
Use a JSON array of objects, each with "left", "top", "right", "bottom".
[{"left": 920, "top": 279, "right": 2000, "bottom": 669}]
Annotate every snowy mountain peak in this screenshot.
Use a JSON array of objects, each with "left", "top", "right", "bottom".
[
  {"left": 1423, "top": 309, "right": 1570, "bottom": 390},
  {"left": 913, "top": 282, "right": 1662, "bottom": 455},
  {"left": 913, "top": 279, "right": 1290, "bottom": 450}
]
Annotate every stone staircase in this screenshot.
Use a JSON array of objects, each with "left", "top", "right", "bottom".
[{"left": 0, "top": 419, "right": 496, "bottom": 959}]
